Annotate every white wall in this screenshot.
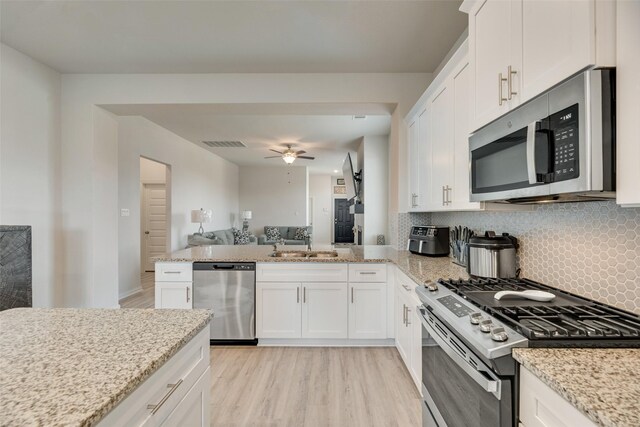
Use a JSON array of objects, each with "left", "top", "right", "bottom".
[
  {"left": 0, "top": 44, "right": 62, "bottom": 307},
  {"left": 118, "top": 116, "right": 239, "bottom": 298},
  {"left": 358, "top": 135, "right": 389, "bottom": 245},
  {"left": 309, "top": 174, "right": 332, "bottom": 244},
  {"left": 59, "top": 72, "right": 430, "bottom": 307},
  {"left": 239, "top": 165, "right": 308, "bottom": 237}
]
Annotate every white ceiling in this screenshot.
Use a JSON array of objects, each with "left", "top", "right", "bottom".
[
  {"left": 1, "top": 0, "right": 467, "bottom": 73},
  {"left": 103, "top": 103, "right": 392, "bottom": 174}
]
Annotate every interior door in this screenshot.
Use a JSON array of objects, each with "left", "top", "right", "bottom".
[
  {"left": 333, "top": 198, "right": 354, "bottom": 243},
  {"left": 142, "top": 183, "right": 167, "bottom": 272}
]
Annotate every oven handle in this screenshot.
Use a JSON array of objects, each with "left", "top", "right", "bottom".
[
  {"left": 526, "top": 121, "right": 541, "bottom": 185},
  {"left": 419, "top": 308, "right": 502, "bottom": 400}
]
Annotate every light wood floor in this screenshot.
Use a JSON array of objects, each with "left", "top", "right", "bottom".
[
  {"left": 119, "top": 272, "right": 155, "bottom": 308},
  {"left": 210, "top": 346, "right": 422, "bottom": 427}
]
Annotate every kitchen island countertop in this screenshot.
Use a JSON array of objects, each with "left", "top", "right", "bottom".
[
  {"left": 0, "top": 308, "right": 213, "bottom": 427},
  {"left": 155, "top": 244, "right": 469, "bottom": 285},
  {"left": 513, "top": 347, "right": 640, "bottom": 427}
]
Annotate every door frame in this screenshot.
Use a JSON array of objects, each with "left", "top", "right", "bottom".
[{"left": 140, "top": 156, "right": 171, "bottom": 273}]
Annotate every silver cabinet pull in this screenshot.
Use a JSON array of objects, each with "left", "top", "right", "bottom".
[
  {"left": 401, "top": 284, "right": 411, "bottom": 291},
  {"left": 147, "top": 379, "right": 183, "bottom": 415},
  {"left": 402, "top": 304, "right": 407, "bottom": 325},
  {"left": 498, "top": 72, "right": 508, "bottom": 106},
  {"left": 303, "top": 287, "right": 306, "bottom": 304},
  {"left": 297, "top": 286, "right": 300, "bottom": 303},
  {"left": 359, "top": 271, "right": 376, "bottom": 275},
  {"left": 186, "top": 287, "right": 190, "bottom": 303},
  {"left": 445, "top": 185, "right": 452, "bottom": 205},
  {"left": 406, "top": 307, "right": 411, "bottom": 326},
  {"left": 442, "top": 186, "right": 446, "bottom": 206},
  {"left": 163, "top": 271, "right": 181, "bottom": 274},
  {"left": 351, "top": 287, "right": 354, "bottom": 304},
  {"left": 508, "top": 65, "right": 517, "bottom": 100}
]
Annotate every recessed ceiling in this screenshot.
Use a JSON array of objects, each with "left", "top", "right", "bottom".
[
  {"left": 102, "top": 103, "right": 392, "bottom": 174},
  {"left": 1, "top": 0, "right": 467, "bottom": 73}
]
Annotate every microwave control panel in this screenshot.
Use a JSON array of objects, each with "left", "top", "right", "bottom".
[{"left": 550, "top": 104, "right": 579, "bottom": 181}]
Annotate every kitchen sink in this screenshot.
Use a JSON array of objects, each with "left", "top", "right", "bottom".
[{"left": 269, "top": 250, "right": 339, "bottom": 258}]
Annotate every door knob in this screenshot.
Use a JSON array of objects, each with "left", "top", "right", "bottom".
[{"left": 145, "top": 231, "right": 150, "bottom": 235}]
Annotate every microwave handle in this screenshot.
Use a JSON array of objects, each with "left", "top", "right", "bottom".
[{"left": 526, "top": 121, "right": 541, "bottom": 185}]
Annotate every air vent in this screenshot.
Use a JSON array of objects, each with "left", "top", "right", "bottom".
[
  {"left": 352, "top": 115, "right": 367, "bottom": 120},
  {"left": 202, "top": 140, "right": 246, "bottom": 148}
]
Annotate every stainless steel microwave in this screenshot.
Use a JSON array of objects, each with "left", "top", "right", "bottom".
[{"left": 469, "top": 69, "right": 615, "bottom": 204}]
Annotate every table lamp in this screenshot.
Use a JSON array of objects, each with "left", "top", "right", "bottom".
[
  {"left": 241, "top": 210, "right": 252, "bottom": 232},
  {"left": 191, "top": 208, "right": 213, "bottom": 234}
]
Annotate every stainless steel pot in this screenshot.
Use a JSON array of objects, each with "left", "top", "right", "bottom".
[{"left": 467, "top": 232, "right": 518, "bottom": 279}]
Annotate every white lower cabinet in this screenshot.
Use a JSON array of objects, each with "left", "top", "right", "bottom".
[
  {"left": 302, "top": 283, "right": 348, "bottom": 339},
  {"left": 98, "top": 326, "right": 211, "bottom": 426},
  {"left": 519, "top": 366, "right": 596, "bottom": 427},
  {"left": 256, "top": 263, "right": 388, "bottom": 342},
  {"left": 256, "top": 282, "right": 301, "bottom": 339},
  {"left": 394, "top": 267, "right": 422, "bottom": 392},
  {"left": 155, "top": 282, "right": 192, "bottom": 309},
  {"left": 348, "top": 282, "right": 387, "bottom": 339}
]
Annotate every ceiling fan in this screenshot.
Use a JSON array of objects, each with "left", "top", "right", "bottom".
[{"left": 264, "top": 145, "right": 315, "bottom": 164}]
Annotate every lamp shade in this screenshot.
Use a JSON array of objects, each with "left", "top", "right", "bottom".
[
  {"left": 241, "top": 210, "right": 252, "bottom": 220},
  {"left": 191, "top": 209, "right": 213, "bottom": 223},
  {"left": 282, "top": 152, "right": 296, "bottom": 164}
]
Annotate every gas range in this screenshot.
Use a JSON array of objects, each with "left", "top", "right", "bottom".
[
  {"left": 416, "top": 277, "right": 640, "bottom": 360},
  {"left": 417, "top": 276, "right": 640, "bottom": 427}
]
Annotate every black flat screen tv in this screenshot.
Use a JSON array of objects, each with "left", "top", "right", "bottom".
[{"left": 342, "top": 153, "right": 360, "bottom": 201}]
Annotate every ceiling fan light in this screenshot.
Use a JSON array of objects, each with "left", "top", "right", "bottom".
[{"left": 282, "top": 152, "right": 296, "bottom": 164}]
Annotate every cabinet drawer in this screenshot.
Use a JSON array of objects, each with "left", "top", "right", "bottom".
[
  {"left": 256, "top": 263, "right": 348, "bottom": 282},
  {"left": 155, "top": 262, "right": 192, "bottom": 282},
  {"left": 348, "top": 264, "right": 388, "bottom": 283},
  {"left": 519, "top": 366, "right": 597, "bottom": 427},
  {"left": 98, "top": 325, "right": 210, "bottom": 426}
]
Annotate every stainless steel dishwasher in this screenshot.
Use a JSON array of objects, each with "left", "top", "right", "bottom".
[{"left": 193, "top": 262, "right": 257, "bottom": 345}]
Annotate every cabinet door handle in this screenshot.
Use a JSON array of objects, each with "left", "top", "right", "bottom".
[
  {"left": 359, "top": 271, "right": 376, "bottom": 275},
  {"left": 508, "top": 66, "right": 518, "bottom": 100},
  {"left": 402, "top": 304, "right": 407, "bottom": 325},
  {"left": 442, "top": 186, "right": 446, "bottom": 206},
  {"left": 406, "top": 307, "right": 411, "bottom": 326},
  {"left": 402, "top": 284, "right": 411, "bottom": 291},
  {"left": 147, "top": 379, "right": 183, "bottom": 415},
  {"left": 498, "top": 72, "right": 508, "bottom": 106},
  {"left": 186, "top": 287, "right": 190, "bottom": 303},
  {"left": 163, "top": 271, "right": 181, "bottom": 274},
  {"left": 303, "top": 287, "right": 306, "bottom": 304},
  {"left": 297, "top": 286, "right": 300, "bottom": 303},
  {"left": 446, "top": 185, "right": 452, "bottom": 205},
  {"left": 351, "top": 287, "right": 354, "bottom": 304}
]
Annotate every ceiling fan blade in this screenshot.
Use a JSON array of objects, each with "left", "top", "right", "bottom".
[
  {"left": 295, "top": 150, "right": 307, "bottom": 155},
  {"left": 297, "top": 156, "right": 315, "bottom": 160},
  {"left": 269, "top": 149, "right": 284, "bottom": 154},
  {"left": 264, "top": 156, "right": 282, "bottom": 159}
]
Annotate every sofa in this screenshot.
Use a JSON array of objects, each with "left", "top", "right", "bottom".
[
  {"left": 257, "top": 226, "right": 313, "bottom": 246},
  {"left": 187, "top": 228, "right": 257, "bottom": 247}
]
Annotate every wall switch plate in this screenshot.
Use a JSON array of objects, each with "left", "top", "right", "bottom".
[{"left": 120, "top": 208, "right": 130, "bottom": 217}]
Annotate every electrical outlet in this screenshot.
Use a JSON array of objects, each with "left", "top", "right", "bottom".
[{"left": 120, "top": 208, "right": 130, "bottom": 217}]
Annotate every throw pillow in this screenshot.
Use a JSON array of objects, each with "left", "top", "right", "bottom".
[
  {"left": 232, "top": 228, "right": 251, "bottom": 245},
  {"left": 265, "top": 226, "right": 281, "bottom": 241},
  {"left": 294, "top": 227, "right": 309, "bottom": 240}
]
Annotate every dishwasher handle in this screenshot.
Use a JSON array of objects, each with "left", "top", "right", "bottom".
[{"left": 193, "top": 262, "right": 256, "bottom": 271}]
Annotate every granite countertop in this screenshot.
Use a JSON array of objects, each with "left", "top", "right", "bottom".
[
  {"left": 513, "top": 348, "right": 640, "bottom": 427},
  {"left": 0, "top": 308, "right": 213, "bottom": 427},
  {"left": 156, "top": 244, "right": 469, "bottom": 285}
]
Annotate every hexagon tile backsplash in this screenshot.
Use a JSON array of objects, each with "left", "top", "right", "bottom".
[{"left": 399, "top": 201, "right": 640, "bottom": 314}]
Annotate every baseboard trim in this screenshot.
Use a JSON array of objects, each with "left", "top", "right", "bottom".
[
  {"left": 119, "top": 286, "right": 143, "bottom": 300},
  {"left": 258, "top": 338, "right": 395, "bottom": 347}
]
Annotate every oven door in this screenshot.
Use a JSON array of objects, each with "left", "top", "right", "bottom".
[{"left": 419, "top": 307, "right": 512, "bottom": 427}]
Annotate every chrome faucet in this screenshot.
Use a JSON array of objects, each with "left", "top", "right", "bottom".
[
  {"left": 305, "top": 236, "right": 312, "bottom": 251},
  {"left": 273, "top": 238, "right": 285, "bottom": 252}
]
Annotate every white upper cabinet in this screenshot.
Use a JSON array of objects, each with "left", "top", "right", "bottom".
[
  {"left": 408, "top": 112, "right": 427, "bottom": 211},
  {"left": 462, "top": 0, "right": 615, "bottom": 132},
  {"left": 425, "top": 83, "right": 454, "bottom": 211},
  {"left": 467, "top": 0, "right": 519, "bottom": 130}
]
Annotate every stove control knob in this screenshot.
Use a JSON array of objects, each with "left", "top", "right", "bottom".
[
  {"left": 425, "top": 282, "right": 438, "bottom": 292},
  {"left": 479, "top": 319, "right": 493, "bottom": 333},
  {"left": 469, "top": 313, "right": 483, "bottom": 325},
  {"left": 490, "top": 327, "right": 509, "bottom": 342}
]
